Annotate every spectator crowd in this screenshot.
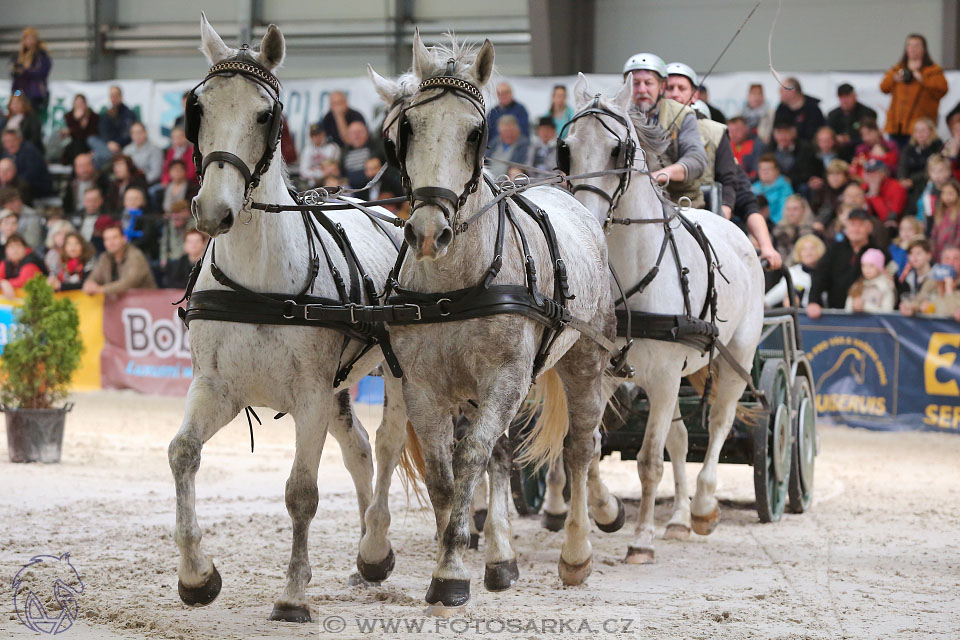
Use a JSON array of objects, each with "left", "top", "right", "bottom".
[{"left": 3, "top": 27, "right": 960, "bottom": 322}]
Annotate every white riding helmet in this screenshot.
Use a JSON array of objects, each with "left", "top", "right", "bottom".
[
  {"left": 692, "top": 100, "right": 711, "bottom": 119},
  {"left": 666, "top": 62, "right": 699, "bottom": 87},
  {"left": 622, "top": 53, "right": 667, "bottom": 79}
]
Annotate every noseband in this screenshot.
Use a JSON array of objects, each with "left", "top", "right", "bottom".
[
  {"left": 184, "top": 45, "right": 284, "bottom": 208},
  {"left": 557, "top": 96, "right": 638, "bottom": 214},
  {"left": 382, "top": 60, "right": 488, "bottom": 233}
]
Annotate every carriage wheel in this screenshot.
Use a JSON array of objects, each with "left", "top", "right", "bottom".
[
  {"left": 788, "top": 374, "right": 816, "bottom": 513},
  {"left": 753, "top": 359, "right": 792, "bottom": 523}
]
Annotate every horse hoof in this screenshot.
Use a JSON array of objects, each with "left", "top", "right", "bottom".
[
  {"left": 425, "top": 577, "right": 471, "bottom": 607},
  {"left": 624, "top": 546, "right": 655, "bottom": 564},
  {"left": 468, "top": 533, "right": 480, "bottom": 550},
  {"left": 178, "top": 564, "right": 222, "bottom": 606},
  {"left": 484, "top": 558, "right": 520, "bottom": 592},
  {"left": 595, "top": 496, "right": 626, "bottom": 533},
  {"left": 558, "top": 556, "right": 592, "bottom": 586},
  {"left": 691, "top": 508, "right": 720, "bottom": 536},
  {"left": 269, "top": 603, "right": 312, "bottom": 623},
  {"left": 664, "top": 523, "right": 692, "bottom": 541},
  {"left": 542, "top": 511, "right": 567, "bottom": 532},
  {"left": 473, "top": 508, "right": 488, "bottom": 531},
  {"left": 425, "top": 604, "right": 467, "bottom": 618},
  {"left": 356, "top": 548, "right": 395, "bottom": 583}
]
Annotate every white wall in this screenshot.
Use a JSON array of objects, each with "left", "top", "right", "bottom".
[{"left": 593, "top": 0, "right": 945, "bottom": 74}]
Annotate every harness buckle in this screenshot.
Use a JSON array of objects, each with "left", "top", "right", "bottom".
[
  {"left": 283, "top": 299, "right": 299, "bottom": 320},
  {"left": 403, "top": 303, "right": 422, "bottom": 321},
  {"left": 346, "top": 303, "right": 360, "bottom": 324},
  {"left": 436, "top": 298, "right": 452, "bottom": 317}
]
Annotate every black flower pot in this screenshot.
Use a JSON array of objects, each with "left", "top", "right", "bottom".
[{"left": 3, "top": 404, "right": 73, "bottom": 463}]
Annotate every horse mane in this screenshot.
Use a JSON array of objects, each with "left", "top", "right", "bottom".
[{"left": 628, "top": 109, "right": 670, "bottom": 156}]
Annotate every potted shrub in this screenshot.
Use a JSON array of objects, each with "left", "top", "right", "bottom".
[{"left": 2, "top": 275, "right": 83, "bottom": 463}]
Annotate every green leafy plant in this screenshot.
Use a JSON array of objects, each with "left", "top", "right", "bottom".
[{"left": 1, "top": 275, "right": 83, "bottom": 409}]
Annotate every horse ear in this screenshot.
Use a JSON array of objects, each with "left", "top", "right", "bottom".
[
  {"left": 473, "top": 39, "right": 495, "bottom": 86},
  {"left": 200, "top": 12, "right": 232, "bottom": 65},
  {"left": 368, "top": 65, "right": 398, "bottom": 104},
  {"left": 573, "top": 72, "right": 592, "bottom": 108},
  {"left": 412, "top": 29, "right": 431, "bottom": 79},
  {"left": 614, "top": 77, "right": 633, "bottom": 110},
  {"left": 259, "top": 24, "right": 285, "bottom": 71}
]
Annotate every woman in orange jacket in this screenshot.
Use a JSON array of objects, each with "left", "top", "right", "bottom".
[{"left": 880, "top": 34, "right": 948, "bottom": 149}]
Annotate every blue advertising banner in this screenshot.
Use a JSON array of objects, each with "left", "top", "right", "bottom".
[{"left": 799, "top": 311, "right": 960, "bottom": 433}]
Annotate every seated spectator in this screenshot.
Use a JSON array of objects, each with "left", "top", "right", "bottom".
[
  {"left": 43, "top": 219, "right": 75, "bottom": 275},
  {"left": 765, "top": 234, "right": 825, "bottom": 308},
  {"left": 766, "top": 122, "right": 821, "bottom": 190},
  {"left": 903, "top": 264, "right": 960, "bottom": 317},
  {"left": 897, "top": 237, "right": 934, "bottom": 301},
  {"left": 0, "top": 91, "right": 44, "bottom": 153},
  {"left": 812, "top": 127, "right": 852, "bottom": 178},
  {"left": 929, "top": 178, "right": 960, "bottom": 262},
  {"left": 0, "top": 160, "right": 32, "bottom": 207},
  {"left": 355, "top": 156, "right": 401, "bottom": 201},
  {"left": 299, "top": 123, "right": 341, "bottom": 188},
  {"left": 752, "top": 154, "right": 793, "bottom": 224},
  {"left": 489, "top": 83, "right": 530, "bottom": 138},
  {"left": 83, "top": 223, "right": 157, "bottom": 295},
  {"left": 162, "top": 160, "right": 199, "bottom": 213},
  {"left": 339, "top": 121, "right": 374, "bottom": 190},
  {"left": 811, "top": 159, "right": 852, "bottom": 229},
  {"left": 108, "top": 154, "right": 149, "bottom": 212},
  {"left": 98, "top": 85, "right": 139, "bottom": 156},
  {"left": 774, "top": 77, "right": 825, "bottom": 144},
  {"left": 1, "top": 128, "right": 51, "bottom": 197},
  {"left": 697, "top": 85, "right": 727, "bottom": 124},
  {"left": 0, "top": 187, "right": 41, "bottom": 249},
  {"left": 486, "top": 115, "right": 530, "bottom": 170},
  {"left": 889, "top": 217, "right": 926, "bottom": 276},
  {"left": 321, "top": 91, "right": 366, "bottom": 148},
  {"left": 862, "top": 158, "right": 908, "bottom": 228},
  {"left": 740, "top": 83, "right": 773, "bottom": 143},
  {"left": 897, "top": 117, "right": 943, "bottom": 217},
  {"left": 123, "top": 122, "right": 163, "bottom": 185},
  {"left": 845, "top": 248, "right": 896, "bottom": 312},
  {"left": 807, "top": 208, "right": 889, "bottom": 317},
  {"left": 826, "top": 84, "right": 877, "bottom": 152},
  {"left": 0, "top": 209, "right": 20, "bottom": 248},
  {"left": 852, "top": 118, "right": 898, "bottom": 177},
  {"left": 48, "top": 232, "right": 95, "bottom": 291},
  {"left": 0, "top": 233, "right": 46, "bottom": 298},
  {"left": 165, "top": 228, "right": 207, "bottom": 290},
  {"left": 530, "top": 116, "right": 558, "bottom": 171},
  {"left": 159, "top": 199, "right": 194, "bottom": 270},
  {"left": 728, "top": 116, "right": 760, "bottom": 179},
  {"left": 69, "top": 186, "right": 110, "bottom": 251},
  {"left": 942, "top": 110, "right": 960, "bottom": 171},
  {"left": 121, "top": 188, "right": 158, "bottom": 261},
  {"left": 917, "top": 153, "right": 953, "bottom": 227},
  {"left": 161, "top": 127, "right": 197, "bottom": 186},
  {"left": 61, "top": 93, "right": 100, "bottom": 166},
  {"left": 545, "top": 85, "right": 573, "bottom": 135},
  {"left": 63, "top": 152, "right": 112, "bottom": 214},
  {"left": 773, "top": 194, "right": 816, "bottom": 263}
]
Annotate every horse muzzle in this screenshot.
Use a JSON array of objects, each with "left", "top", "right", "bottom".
[{"left": 192, "top": 198, "right": 235, "bottom": 237}]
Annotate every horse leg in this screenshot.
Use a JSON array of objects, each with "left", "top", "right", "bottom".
[
  {"left": 588, "top": 432, "right": 626, "bottom": 533},
  {"left": 168, "top": 377, "right": 240, "bottom": 607},
  {"left": 325, "top": 391, "right": 373, "bottom": 542},
  {"left": 691, "top": 356, "right": 750, "bottom": 535},
  {"left": 663, "top": 402, "right": 692, "bottom": 540},
  {"left": 625, "top": 375, "right": 682, "bottom": 564},
  {"left": 541, "top": 454, "right": 568, "bottom": 531},
  {"left": 355, "top": 374, "right": 407, "bottom": 583},
  {"left": 469, "top": 470, "right": 488, "bottom": 549},
  {"left": 483, "top": 434, "right": 519, "bottom": 591}
]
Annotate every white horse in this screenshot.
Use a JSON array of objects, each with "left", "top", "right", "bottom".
[
  {"left": 168, "top": 16, "right": 409, "bottom": 623},
  {"left": 561, "top": 75, "right": 765, "bottom": 563},
  {"left": 367, "top": 35, "right": 622, "bottom": 609}
]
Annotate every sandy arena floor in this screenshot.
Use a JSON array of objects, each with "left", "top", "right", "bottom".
[{"left": 1, "top": 390, "right": 958, "bottom": 639}]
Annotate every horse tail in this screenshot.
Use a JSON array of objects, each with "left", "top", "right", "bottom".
[
  {"left": 398, "top": 420, "right": 428, "bottom": 505},
  {"left": 515, "top": 368, "right": 569, "bottom": 471},
  {"left": 687, "top": 365, "right": 765, "bottom": 427}
]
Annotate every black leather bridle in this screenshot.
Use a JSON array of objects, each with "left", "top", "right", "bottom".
[
  {"left": 557, "top": 96, "right": 637, "bottom": 215},
  {"left": 382, "top": 60, "right": 488, "bottom": 233},
  {"left": 184, "top": 45, "right": 284, "bottom": 207}
]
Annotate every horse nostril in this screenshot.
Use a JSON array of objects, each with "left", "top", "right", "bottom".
[
  {"left": 435, "top": 226, "right": 453, "bottom": 249},
  {"left": 404, "top": 223, "right": 418, "bottom": 248},
  {"left": 220, "top": 212, "right": 234, "bottom": 229}
]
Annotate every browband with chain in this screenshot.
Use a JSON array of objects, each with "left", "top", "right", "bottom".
[
  {"left": 206, "top": 59, "right": 281, "bottom": 98},
  {"left": 417, "top": 76, "right": 484, "bottom": 107}
]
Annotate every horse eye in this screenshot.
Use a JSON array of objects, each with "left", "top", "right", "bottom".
[
  {"left": 467, "top": 128, "right": 482, "bottom": 143},
  {"left": 256, "top": 111, "right": 271, "bottom": 124}
]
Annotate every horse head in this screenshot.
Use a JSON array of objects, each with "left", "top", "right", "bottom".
[{"left": 191, "top": 13, "right": 286, "bottom": 237}]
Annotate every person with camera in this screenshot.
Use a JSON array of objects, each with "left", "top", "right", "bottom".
[
  {"left": 880, "top": 34, "right": 948, "bottom": 150},
  {"left": 9, "top": 28, "right": 51, "bottom": 115}
]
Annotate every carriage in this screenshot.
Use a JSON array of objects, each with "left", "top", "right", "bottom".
[{"left": 511, "top": 266, "right": 818, "bottom": 524}]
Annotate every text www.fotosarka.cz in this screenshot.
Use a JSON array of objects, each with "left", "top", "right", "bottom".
[{"left": 318, "top": 616, "right": 636, "bottom": 635}]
